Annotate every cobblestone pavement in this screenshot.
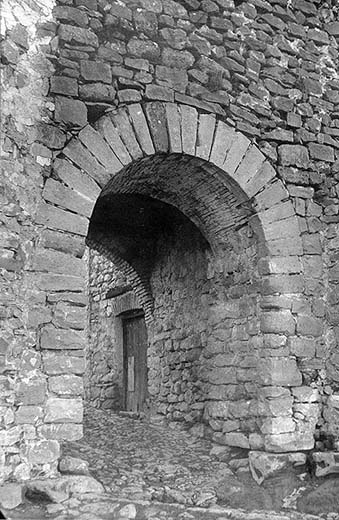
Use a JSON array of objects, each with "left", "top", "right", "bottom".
[{"left": 4, "top": 407, "right": 338, "bottom": 519}]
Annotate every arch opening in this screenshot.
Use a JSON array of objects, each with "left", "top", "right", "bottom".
[{"left": 86, "top": 152, "right": 264, "bottom": 443}]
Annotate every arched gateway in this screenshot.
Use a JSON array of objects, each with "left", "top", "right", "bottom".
[{"left": 39, "top": 101, "right": 317, "bottom": 453}]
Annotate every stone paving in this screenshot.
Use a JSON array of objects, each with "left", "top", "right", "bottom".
[{"left": 3, "top": 406, "right": 339, "bottom": 519}]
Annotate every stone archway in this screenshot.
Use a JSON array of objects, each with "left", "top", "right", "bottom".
[{"left": 37, "top": 101, "right": 317, "bottom": 453}]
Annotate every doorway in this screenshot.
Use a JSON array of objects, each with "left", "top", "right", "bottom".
[{"left": 122, "top": 311, "right": 148, "bottom": 412}]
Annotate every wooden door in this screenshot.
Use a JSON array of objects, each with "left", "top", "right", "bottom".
[{"left": 122, "top": 313, "right": 148, "bottom": 412}]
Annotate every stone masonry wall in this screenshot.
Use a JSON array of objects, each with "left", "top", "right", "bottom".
[
  {"left": 2, "top": 0, "right": 339, "bottom": 482},
  {"left": 88, "top": 210, "right": 264, "bottom": 447}
]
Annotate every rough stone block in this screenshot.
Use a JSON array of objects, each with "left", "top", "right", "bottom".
[
  {"left": 58, "top": 456, "right": 89, "bottom": 475},
  {"left": 259, "top": 358, "right": 302, "bottom": 387},
  {"left": 79, "top": 83, "right": 116, "bottom": 102},
  {"left": 0, "top": 426, "right": 21, "bottom": 446},
  {"left": 31, "top": 249, "right": 85, "bottom": 277},
  {"left": 26, "top": 440, "right": 60, "bottom": 464},
  {"left": 292, "top": 387, "right": 319, "bottom": 402},
  {"left": 265, "top": 431, "right": 314, "bottom": 452},
  {"left": 205, "top": 401, "right": 229, "bottom": 419},
  {"left": 309, "top": 143, "right": 335, "bottom": 162},
  {"left": 43, "top": 352, "right": 85, "bottom": 375},
  {"left": 53, "top": 303, "right": 87, "bottom": 331},
  {"left": 36, "top": 273, "right": 85, "bottom": 292},
  {"left": 25, "top": 478, "right": 69, "bottom": 503},
  {"left": 53, "top": 5, "right": 88, "bottom": 27},
  {"left": 118, "top": 89, "right": 142, "bottom": 103},
  {"left": 311, "top": 452, "right": 339, "bottom": 477},
  {"left": 0, "top": 483, "right": 23, "bottom": 509},
  {"left": 35, "top": 203, "right": 89, "bottom": 236},
  {"left": 58, "top": 24, "right": 98, "bottom": 47},
  {"left": 208, "top": 368, "right": 238, "bottom": 385},
  {"left": 55, "top": 96, "right": 87, "bottom": 127},
  {"left": 289, "top": 337, "right": 316, "bottom": 358},
  {"left": 50, "top": 76, "right": 78, "bottom": 96},
  {"left": 39, "top": 423, "right": 83, "bottom": 441},
  {"left": 49, "top": 375, "right": 84, "bottom": 396},
  {"left": 224, "top": 432, "right": 250, "bottom": 449},
  {"left": 145, "top": 85, "right": 174, "bottom": 102},
  {"left": 15, "top": 405, "right": 43, "bottom": 424},
  {"left": 40, "top": 326, "right": 86, "bottom": 350},
  {"left": 260, "top": 311, "right": 295, "bottom": 335},
  {"left": 249, "top": 451, "right": 306, "bottom": 485},
  {"left": 262, "top": 274, "right": 303, "bottom": 295},
  {"left": 278, "top": 145, "right": 309, "bottom": 167},
  {"left": 17, "top": 379, "right": 47, "bottom": 405},
  {"left": 36, "top": 123, "right": 67, "bottom": 150},
  {"left": 156, "top": 65, "right": 188, "bottom": 93},
  {"left": 45, "top": 398, "right": 83, "bottom": 423},
  {"left": 296, "top": 316, "right": 323, "bottom": 337},
  {"left": 80, "top": 60, "right": 112, "bottom": 83},
  {"left": 261, "top": 417, "right": 295, "bottom": 435}
]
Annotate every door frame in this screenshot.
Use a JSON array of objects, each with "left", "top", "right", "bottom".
[{"left": 121, "top": 309, "right": 147, "bottom": 411}]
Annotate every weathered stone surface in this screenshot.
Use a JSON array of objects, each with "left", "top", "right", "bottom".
[
  {"left": 31, "top": 248, "right": 85, "bottom": 276},
  {"left": 15, "top": 405, "right": 43, "bottom": 424},
  {"left": 36, "top": 273, "right": 85, "bottom": 292},
  {"left": 39, "top": 423, "right": 83, "bottom": 441},
  {"left": 58, "top": 456, "right": 89, "bottom": 475},
  {"left": 45, "top": 397, "right": 83, "bottom": 423},
  {"left": 17, "top": 379, "right": 47, "bottom": 405},
  {"left": 35, "top": 203, "right": 89, "bottom": 236},
  {"left": 25, "top": 478, "right": 69, "bottom": 503},
  {"left": 58, "top": 24, "right": 98, "bottom": 47},
  {"left": 311, "top": 452, "right": 339, "bottom": 477},
  {"left": 259, "top": 358, "right": 302, "bottom": 387},
  {"left": 223, "top": 432, "right": 250, "bottom": 449},
  {"left": 265, "top": 431, "right": 314, "bottom": 452},
  {"left": 80, "top": 61, "right": 112, "bottom": 83},
  {"left": 50, "top": 76, "right": 78, "bottom": 96},
  {"left": 79, "top": 83, "right": 116, "bottom": 102},
  {"left": 249, "top": 451, "right": 306, "bottom": 485},
  {"left": 260, "top": 311, "right": 295, "bottom": 335},
  {"left": 26, "top": 440, "right": 60, "bottom": 464},
  {"left": 0, "top": 483, "right": 23, "bottom": 509},
  {"left": 49, "top": 375, "right": 84, "bottom": 396},
  {"left": 42, "top": 178, "right": 94, "bottom": 218},
  {"left": 54, "top": 96, "right": 87, "bottom": 127},
  {"left": 278, "top": 145, "right": 309, "bottom": 167},
  {"left": 63, "top": 475, "right": 104, "bottom": 495},
  {"left": 40, "top": 325, "right": 86, "bottom": 350},
  {"left": 36, "top": 123, "right": 67, "bottom": 149},
  {"left": 43, "top": 352, "right": 85, "bottom": 375}
]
